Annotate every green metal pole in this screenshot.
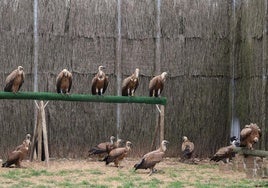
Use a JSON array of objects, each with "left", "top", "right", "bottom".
[
  {"left": 234, "top": 147, "right": 268, "bottom": 157},
  {"left": 0, "top": 91, "right": 167, "bottom": 105}
]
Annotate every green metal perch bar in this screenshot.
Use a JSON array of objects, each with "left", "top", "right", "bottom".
[
  {"left": 0, "top": 91, "right": 167, "bottom": 105},
  {"left": 234, "top": 147, "right": 268, "bottom": 157}
]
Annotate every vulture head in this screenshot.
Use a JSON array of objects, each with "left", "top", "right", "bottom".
[
  {"left": 110, "top": 136, "right": 116, "bottom": 144},
  {"left": 160, "top": 140, "right": 169, "bottom": 152},
  {"left": 161, "top": 72, "right": 168, "bottom": 82},
  {"left": 126, "top": 141, "right": 132, "bottom": 149},
  {"left": 240, "top": 123, "right": 261, "bottom": 150},
  {"left": 230, "top": 136, "right": 240, "bottom": 147},
  {"left": 18, "top": 66, "right": 24, "bottom": 72},
  {"left": 98, "top": 65, "right": 106, "bottom": 72},
  {"left": 26, "top": 134, "right": 31, "bottom": 140},
  {"left": 182, "top": 136, "right": 188, "bottom": 142},
  {"left": 62, "top": 69, "right": 69, "bottom": 77}
]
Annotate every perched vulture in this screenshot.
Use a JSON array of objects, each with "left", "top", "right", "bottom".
[
  {"left": 4, "top": 66, "right": 25, "bottom": 93},
  {"left": 103, "top": 141, "right": 132, "bottom": 167},
  {"left": 2, "top": 134, "right": 31, "bottom": 168},
  {"left": 88, "top": 136, "right": 116, "bottom": 156},
  {"left": 210, "top": 137, "right": 239, "bottom": 163},
  {"left": 149, "top": 72, "right": 167, "bottom": 97},
  {"left": 181, "top": 136, "right": 195, "bottom": 160},
  {"left": 91, "top": 65, "right": 109, "bottom": 95},
  {"left": 15, "top": 134, "right": 31, "bottom": 151},
  {"left": 56, "top": 69, "right": 72, "bottom": 94},
  {"left": 240, "top": 123, "right": 261, "bottom": 150},
  {"left": 122, "top": 68, "right": 139, "bottom": 96},
  {"left": 134, "top": 140, "right": 169, "bottom": 175}
]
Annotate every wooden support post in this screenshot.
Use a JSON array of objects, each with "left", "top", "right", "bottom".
[
  {"left": 40, "top": 101, "right": 49, "bottom": 166},
  {"left": 151, "top": 105, "right": 165, "bottom": 150},
  {"left": 160, "top": 105, "right": 165, "bottom": 142},
  {"left": 29, "top": 101, "right": 49, "bottom": 165},
  {"left": 30, "top": 103, "right": 39, "bottom": 161},
  {"left": 37, "top": 107, "right": 42, "bottom": 161}
]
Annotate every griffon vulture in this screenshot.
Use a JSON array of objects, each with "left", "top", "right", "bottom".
[
  {"left": 181, "top": 136, "right": 194, "bottom": 160},
  {"left": 149, "top": 72, "right": 167, "bottom": 97},
  {"left": 210, "top": 137, "right": 239, "bottom": 163},
  {"left": 56, "top": 69, "right": 72, "bottom": 94},
  {"left": 210, "top": 146, "right": 235, "bottom": 163},
  {"left": 2, "top": 134, "right": 31, "bottom": 168},
  {"left": 88, "top": 136, "right": 116, "bottom": 156},
  {"left": 240, "top": 123, "right": 261, "bottom": 150},
  {"left": 91, "top": 65, "right": 108, "bottom": 95},
  {"left": 4, "top": 66, "right": 25, "bottom": 93},
  {"left": 134, "top": 140, "right": 169, "bottom": 175},
  {"left": 103, "top": 141, "right": 132, "bottom": 167},
  {"left": 122, "top": 68, "right": 139, "bottom": 96},
  {"left": 15, "top": 134, "right": 31, "bottom": 151}
]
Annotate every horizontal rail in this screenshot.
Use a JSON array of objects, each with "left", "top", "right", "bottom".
[
  {"left": 0, "top": 91, "right": 167, "bottom": 105},
  {"left": 234, "top": 147, "right": 268, "bottom": 157}
]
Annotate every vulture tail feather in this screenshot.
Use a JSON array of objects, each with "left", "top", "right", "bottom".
[{"left": 134, "top": 158, "right": 145, "bottom": 171}]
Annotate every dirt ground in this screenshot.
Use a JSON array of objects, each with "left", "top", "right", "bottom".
[{"left": 0, "top": 157, "right": 267, "bottom": 187}]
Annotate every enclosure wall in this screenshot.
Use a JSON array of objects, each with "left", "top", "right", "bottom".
[{"left": 0, "top": 0, "right": 266, "bottom": 158}]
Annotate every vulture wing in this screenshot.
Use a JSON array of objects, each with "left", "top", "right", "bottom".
[
  {"left": 56, "top": 72, "right": 63, "bottom": 93},
  {"left": 68, "top": 73, "right": 72, "bottom": 92},
  {"left": 91, "top": 77, "right": 98, "bottom": 95},
  {"left": 4, "top": 70, "right": 18, "bottom": 92},
  {"left": 210, "top": 145, "right": 234, "bottom": 162},
  {"left": 102, "top": 76, "right": 109, "bottom": 94},
  {"left": 103, "top": 147, "right": 125, "bottom": 165},
  {"left": 122, "top": 77, "right": 131, "bottom": 96}
]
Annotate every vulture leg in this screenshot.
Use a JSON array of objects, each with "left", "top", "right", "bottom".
[{"left": 148, "top": 168, "right": 154, "bottom": 176}]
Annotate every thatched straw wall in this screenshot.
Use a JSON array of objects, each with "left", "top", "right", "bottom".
[{"left": 0, "top": 0, "right": 267, "bottom": 159}]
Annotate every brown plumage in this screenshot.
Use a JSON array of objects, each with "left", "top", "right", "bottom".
[
  {"left": 240, "top": 123, "right": 261, "bottom": 150},
  {"left": 122, "top": 68, "right": 139, "bottom": 96},
  {"left": 103, "top": 141, "right": 132, "bottom": 167},
  {"left": 4, "top": 66, "right": 25, "bottom": 93},
  {"left": 210, "top": 145, "right": 236, "bottom": 163},
  {"left": 91, "top": 65, "right": 109, "bottom": 95},
  {"left": 2, "top": 134, "right": 31, "bottom": 168},
  {"left": 88, "top": 136, "right": 116, "bottom": 156},
  {"left": 181, "top": 136, "right": 194, "bottom": 160},
  {"left": 149, "top": 72, "right": 167, "bottom": 97},
  {"left": 56, "top": 69, "right": 72, "bottom": 94},
  {"left": 134, "top": 140, "right": 169, "bottom": 175},
  {"left": 15, "top": 134, "right": 31, "bottom": 151}
]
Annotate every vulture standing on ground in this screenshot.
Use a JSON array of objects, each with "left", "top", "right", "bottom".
[
  {"left": 91, "top": 65, "right": 109, "bottom": 95},
  {"left": 134, "top": 140, "right": 169, "bottom": 175},
  {"left": 56, "top": 69, "right": 72, "bottom": 94},
  {"left": 4, "top": 66, "right": 25, "bottom": 93},
  {"left": 210, "top": 137, "right": 239, "bottom": 163},
  {"left": 103, "top": 141, "right": 132, "bottom": 167},
  {"left": 149, "top": 72, "right": 167, "bottom": 97},
  {"left": 181, "top": 136, "right": 195, "bottom": 160},
  {"left": 122, "top": 68, "right": 139, "bottom": 96},
  {"left": 88, "top": 136, "right": 116, "bottom": 157},
  {"left": 2, "top": 134, "right": 31, "bottom": 168},
  {"left": 240, "top": 123, "right": 261, "bottom": 150}
]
